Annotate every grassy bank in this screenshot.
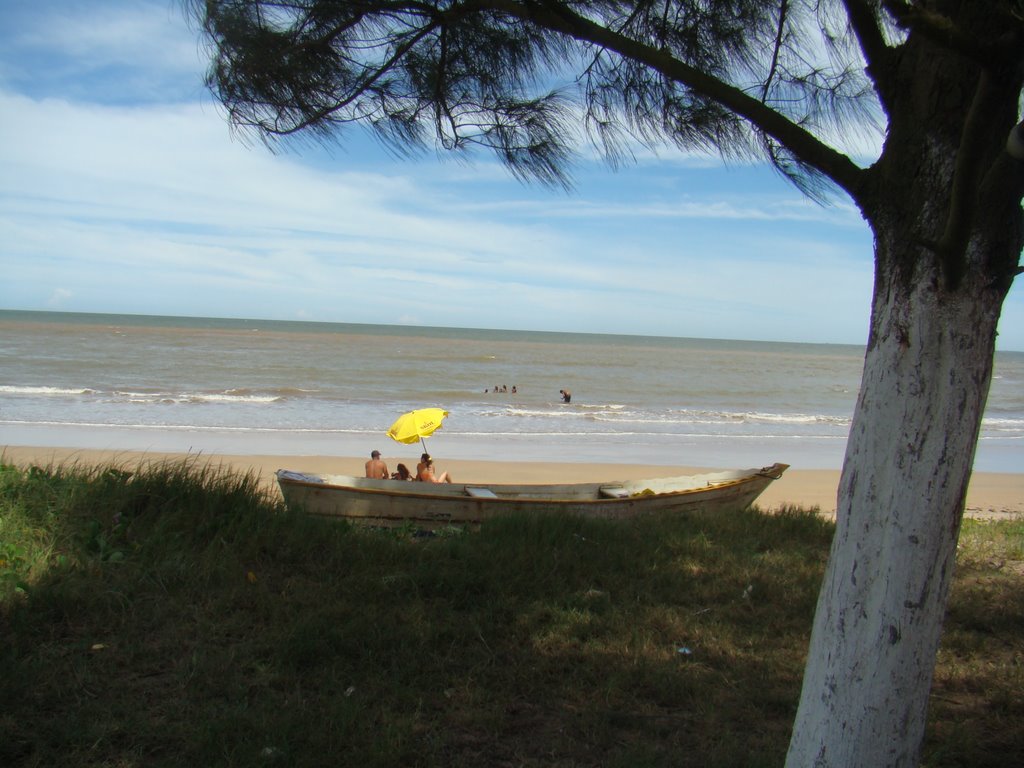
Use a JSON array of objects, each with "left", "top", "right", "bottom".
[{"left": 1, "top": 459, "right": 1021, "bottom": 767}]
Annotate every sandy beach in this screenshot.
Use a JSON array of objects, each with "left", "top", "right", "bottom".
[{"left": 3, "top": 445, "right": 1021, "bottom": 518}]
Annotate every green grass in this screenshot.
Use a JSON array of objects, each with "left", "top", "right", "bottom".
[{"left": 1, "top": 460, "right": 1021, "bottom": 767}]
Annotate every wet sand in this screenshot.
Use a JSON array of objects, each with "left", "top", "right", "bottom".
[{"left": 3, "top": 445, "right": 1021, "bottom": 517}]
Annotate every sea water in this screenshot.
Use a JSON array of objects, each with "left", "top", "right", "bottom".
[{"left": 1, "top": 310, "right": 1021, "bottom": 472}]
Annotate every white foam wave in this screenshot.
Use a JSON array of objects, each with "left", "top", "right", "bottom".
[
  {"left": 0, "top": 385, "right": 96, "bottom": 396},
  {"left": 111, "top": 390, "right": 281, "bottom": 404},
  {"left": 189, "top": 393, "right": 281, "bottom": 404},
  {"left": 982, "top": 417, "right": 1024, "bottom": 428},
  {"left": 489, "top": 405, "right": 851, "bottom": 428},
  {"left": 741, "top": 411, "right": 848, "bottom": 426},
  {"left": 454, "top": 428, "right": 846, "bottom": 441},
  {"left": 0, "top": 419, "right": 371, "bottom": 435},
  {"left": 583, "top": 409, "right": 851, "bottom": 428},
  {"left": 0, "top": 385, "right": 284, "bottom": 405},
  {"left": 504, "top": 406, "right": 631, "bottom": 418}
]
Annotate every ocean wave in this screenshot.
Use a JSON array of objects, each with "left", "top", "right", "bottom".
[
  {"left": 736, "top": 411, "right": 850, "bottom": 426},
  {"left": 981, "top": 417, "right": 1024, "bottom": 427},
  {"left": 0, "top": 384, "right": 293, "bottom": 405},
  {"left": 223, "top": 386, "right": 319, "bottom": 398},
  {"left": 980, "top": 417, "right": 1024, "bottom": 436},
  {"left": 480, "top": 404, "right": 851, "bottom": 428},
  {"left": 454, "top": 428, "right": 846, "bottom": 441},
  {"left": 188, "top": 392, "right": 282, "bottom": 404},
  {"left": 665, "top": 409, "right": 848, "bottom": 426},
  {"left": 110, "top": 390, "right": 282, "bottom": 404},
  {"left": 503, "top": 405, "right": 628, "bottom": 418},
  {"left": 580, "top": 409, "right": 851, "bottom": 428},
  {"left": 0, "top": 385, "right": 97, "bottom": 396},
  {"left": 0, "top": 419, "right": 373, "bottom": 435}
]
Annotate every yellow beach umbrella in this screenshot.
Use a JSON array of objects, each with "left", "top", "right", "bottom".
[{"left": 386, "top": 408, "right": 450, "bottom": 453}]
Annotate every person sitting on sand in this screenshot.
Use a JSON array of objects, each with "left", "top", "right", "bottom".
[
  {"left": 365, "top": 450, "right": 389, "bottom": 479},
  {"left": 416, "top": 454, "right": 451, "bottom": 483},
  {"left": 417, "top": 452, "right": 430, "bottom": 478},
  {"left": 391, "top": 463, "right": 413, "bottom": 481}
]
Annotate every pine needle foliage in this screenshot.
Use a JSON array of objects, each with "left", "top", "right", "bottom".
[{"left": 190, "top": 0, "right": 882, "bottom": 198}]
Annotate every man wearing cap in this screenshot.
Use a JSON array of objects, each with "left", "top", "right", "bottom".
[{"left": 365, "top": 450, "right": 389, "bottom": 479}]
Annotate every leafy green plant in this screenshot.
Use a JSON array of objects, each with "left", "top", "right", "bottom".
[{"left": 0, "top": 540, "right": 30, "bottom": 596}]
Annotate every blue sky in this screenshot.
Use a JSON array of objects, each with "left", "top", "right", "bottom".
[{"left": 1, "top": 1, "right": 1020, "bottom": 349}]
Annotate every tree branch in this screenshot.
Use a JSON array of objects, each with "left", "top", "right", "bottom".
[
  {"left": 261, "top": 21, "right": 439, "bottom": 136},
  {"left": 841, "top": 0, "right": 895, "bottom": 113},
  {"left": 761, "top": 0, "right": 789, "bottom": 103},
  {"left": 881, "top": 0, "right": 1023, "bottom": 68},
  {"left": 492, "top": 0, "right": 866, "bottom": 201},
  {"left": 977, "top": 119, "right": 1024, "bottom": 290},
  {"left": 931, "top": 71, "right": 999, "bottom": 289}
]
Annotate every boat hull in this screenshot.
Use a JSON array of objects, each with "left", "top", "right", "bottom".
[{"left": 276, "top": 463, "right": 788, "bottom": 527}]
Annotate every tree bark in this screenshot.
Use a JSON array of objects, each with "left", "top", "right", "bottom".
[
  {"left": 785, "top": 247, "right": 1003, "bottom": 766},
  {"left": 785, "top": 6, "right": 1023, "bottom": 760}
]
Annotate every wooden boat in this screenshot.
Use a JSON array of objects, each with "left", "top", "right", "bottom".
[{"left": 275, "top": 463, "right": 788, "bottom": 527}]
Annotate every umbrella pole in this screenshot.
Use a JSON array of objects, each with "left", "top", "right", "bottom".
[{"left": 420, "top": 437, "right": 427, "bottom": 455}]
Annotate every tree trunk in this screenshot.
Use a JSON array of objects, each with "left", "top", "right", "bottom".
[
  {"left": 784, "top": 251, "right": 1001, "bottom": 766},
  {"left": 783, "top": 4, "right": 1024, "bottom": 759}
]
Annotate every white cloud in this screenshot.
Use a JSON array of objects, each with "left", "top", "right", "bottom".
[
  {"left": 33, "top": 5, "right": 194, "bottom": 68},
  {"left": 0, "top": 81, "right": 881, "bottom": 344},
  {"left": 46, "top": 288, "right": 73, "bottom": 307},
  {"left": 0, "top": 1, "right": 1020, "bottom": 350}
]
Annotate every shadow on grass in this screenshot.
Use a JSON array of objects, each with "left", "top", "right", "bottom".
[{"left": 1, "top": 461, "right": 1021, "bottom": 767}]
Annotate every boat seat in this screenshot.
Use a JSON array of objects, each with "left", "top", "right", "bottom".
[
  {"left": 598, "top": 486, "right": 630, "bottom": 499},
  {"left": 465, "top": 486, "right": 499, "bottom": 499}
]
